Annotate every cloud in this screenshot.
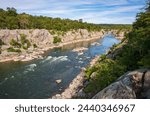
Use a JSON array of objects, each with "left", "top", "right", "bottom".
[
  {"left": 0, "top": 0, "right": 147, "bottom": 24},
  {"left": 85, "top": 16, "right": 136, "bottom": 24}
]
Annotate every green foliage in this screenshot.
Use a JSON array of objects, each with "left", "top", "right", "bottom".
[
  {"left": 100, "top": 24, "right": 132, "bottom": 30},
  {"left": 22, "top": 45, "right": 28, "bottom": 50},
  {"left": 0, "top": 39, "right": 4, "bottom": 54},
  {"left": 146, "top": 0, "right": 150, "bottom": 12},
  {"left": 0, "top": 8, "right": 131, "bottom": 31},
  {"left": 138, "top": 53, "right": 150, "bottom": 67},
  {"left": 9, "top": 34, "right": 31, "bottom": 51},
  {"left": 84, "top": 1, "right": 150, "bottom": 95},
  {"left": 26, "top": 40, "right": 31, "bottom": 48},
  {"left": 7, "top": 47, "right": 21, "bottom": 53},
  {"left": 10, "top": 39, "right": 21, "bottom": 48},
  {"left": 117, "top": 2, "right": 150, "bottom": 69},
  {"left": 20, "top": 34, "right": 31, "bottom": 49},
  {"left": 0, "top": 39, "right": 4, "bottom": 46},
  {"left": 49, "top": 30, "right": 56, "bottom": 35},
  {"left": 53, "top": 36, "right": 61, "bottom": 43},
  {"left": 85, "top": 66, "right": 98, "bottom": 80},
  {"left": 20, "top": 34, "right": 27, "bottom": 44},
  {"left": 33, "top": 44, "right": 37, "bottom": 48},
  {"left": 6, "top": 7, "right": 17, "bottom": 16},
  {"left": 84, "top": 58, "right": 125, "bottom": 93}
]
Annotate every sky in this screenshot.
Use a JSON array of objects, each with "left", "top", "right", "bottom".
[{"left": 0, "top": 0, "right": 147, "bottom": 24}]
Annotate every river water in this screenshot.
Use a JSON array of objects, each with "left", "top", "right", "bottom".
[{"left": 0, "top": 34, "right": 120, "bottom": 98}]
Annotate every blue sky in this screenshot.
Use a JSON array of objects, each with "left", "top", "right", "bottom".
[{"left": 0, "top": 0, "right": 147, "bottom": 24}]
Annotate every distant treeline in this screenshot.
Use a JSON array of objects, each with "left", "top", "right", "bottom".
[{"left": 0, "top": 7, "right": 131, "bottom": 31}]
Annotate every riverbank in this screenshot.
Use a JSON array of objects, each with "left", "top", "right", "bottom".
[
  {"left": 0, "top": 35, "right": 103, "bottom": 62},
  {"left": 0, "top": 29, "right": 127, "bottom": 63},
  {"left": 51, "top": 55, "right": 100, "bottom": 99},
  {"left": 0, "top": 34, "right": 122, "bottom": 98},
  {"left": 51, "top": 39, "right": 124, "bottom": 99}
]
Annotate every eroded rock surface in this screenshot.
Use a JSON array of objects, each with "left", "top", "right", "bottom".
[{"left": 93, "top": 69, "right": 150, "bottom": 99}]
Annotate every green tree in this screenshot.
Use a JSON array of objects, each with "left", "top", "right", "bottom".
[
  {"left": 18, "top": 14, "right": 30, "bottom": 29},
  {"left": 6, "top": 7, "right": 17, "bottom": 16},
  {"left": 0, "top": 8, "right": 131, "bottom": 31},
  {"left": 146, "top": 0, "right": 150, "bottom": 12}
]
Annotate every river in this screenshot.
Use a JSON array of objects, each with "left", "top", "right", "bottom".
[{"left": 0, "top": 34, "right": 120, "bottom": 98}]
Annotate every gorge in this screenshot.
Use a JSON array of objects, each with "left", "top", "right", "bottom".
[
  {"left": 0, "top": 2, "right": 150, "bottom": 99},
  {"left": 0, "top": 29, "right": 126, "bottom": 62},
  {"left": 0, "top": 31, "right": 121, "bottom": 98}
]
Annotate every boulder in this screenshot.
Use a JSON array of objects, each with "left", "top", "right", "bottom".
[
  {"left": 93, "top": 69, "right": 150, "bottom": 99},
  {"left": 90, "top": 72, "right": 97, "bottom": 80},
  {"left": 55, "top": 79, "right": 62, "bottom": 84}
]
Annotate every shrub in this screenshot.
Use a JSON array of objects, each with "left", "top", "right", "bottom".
[
  {"left": 20, "top": 34, "right": 27, "bottom": 45},
  {"left": 49, "top": 30, "right": 55, "bottom": 35},
  {"left": 0, "top": 39, "right": 4, "bottom": 46},
  {"left": 20, "top": 34, "right": 31, "bottom": 49},
  {"left": 10, "top": 39, "right": 21, "bottom": 48},
  {"left": 53, "top": 36, "right": 61, "bottom": 43},
  {"left": 22, "top": 45, "right": 28, "bottom": 50},
  {"left": 33, "top": 43, "right": 37, "bottom": 48},
  {"left": 7, "top": 47, "right": 21, "bottom": 53},
  {"left": 26, "top": 40, "right": 31, "bottom": 48},
  {"left": 84, "top": 58, "right": 125, "bottom": 93},
  {"left": 0, "top": 39, "right": 2, "bottom": 54}
]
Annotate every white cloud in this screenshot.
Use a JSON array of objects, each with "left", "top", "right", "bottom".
[
  {"left": 0, "top": 0, "right": 146, "bottom": 24},
  {"left": 81, "top": 5, "right": 143, "bottom": 19},
  {"left": 85, "top": 16, "right": 136, "bottom": 24}
]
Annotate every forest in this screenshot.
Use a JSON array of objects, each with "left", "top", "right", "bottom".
[{"left": 0, "top": 7, "right": 131, "bottom": 31}]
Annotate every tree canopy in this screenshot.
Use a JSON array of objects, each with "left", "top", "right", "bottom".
[{"left": 0, "top": 7, "right": 131, "bottom": 31}]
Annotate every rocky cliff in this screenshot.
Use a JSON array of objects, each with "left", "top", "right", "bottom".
[
  {"left": 93, "top": 69, "right": 150, "bottom": 99},
  {"left": 0, "top": 29, "right": 103, "bottom": 48},
  {"left": 0, "top": 29, "right": 127, "bottom": 62}
]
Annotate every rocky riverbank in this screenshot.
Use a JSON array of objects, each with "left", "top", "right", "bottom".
[
  {"left": 51, "top": 55, "right": 100, "bottom": 99},
  {"left": 0, "top": 36, "right": 103, "bottom": 62},
  {"left": 51, "top": 41, "right": 150, "bottom": 99},
  {"left": 0, "top": 29, "right": 127, "bottom": 62},
  {"left": 0, "top": 29, "right": 103, "bottom": 62},
  {"left": 51, "top": 31, "right": 128, "bottom": 99}
]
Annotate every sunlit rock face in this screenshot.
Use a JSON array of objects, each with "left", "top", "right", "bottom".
[{"left": 93, "top": 69, "right": 150, "bottom": 99}]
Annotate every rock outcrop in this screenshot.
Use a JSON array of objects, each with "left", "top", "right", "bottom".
[
  {"left": 0, "top": 29, "right": 128, "bottom": 62},
  {"left": 0, "top": 29, "right": 107, "bottom": 62},
  {"left": 93, "top": 69, "right": 150, "bottom": 99},
  {"left": 0, "top": 29, "right": 53, "bottom": 47}
]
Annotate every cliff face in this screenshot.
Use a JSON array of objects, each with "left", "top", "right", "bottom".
[
  {"left": 0, "top": 29, "right": 53, "bottom": 47},
  {"left": 0, "top": 29, "right": 103, "bottom": 45},
  {"left": 0, "top": 29, "right": 104, "bottom": 51},
  {"left": 93, "top": 69, "right": 150, "bottom": 99},
  {"left": 0, "top": 29, "right": 127, "bottom": 62}
]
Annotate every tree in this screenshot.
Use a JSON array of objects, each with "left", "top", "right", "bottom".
[
  {"left": 146, "top": 0, "right": 150, "bottom": 12},
  {"left": 0, "top": 8, "right": 131, "bottom": 31},
  {"left": 6, "top": 7, "right": 17, "bottom": 16},
  {"left": 17, "top": 14, "right": 29, "bottom": 29},
  {"left": 118, "top": 0, "right": 150, "bottom": 69}
]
